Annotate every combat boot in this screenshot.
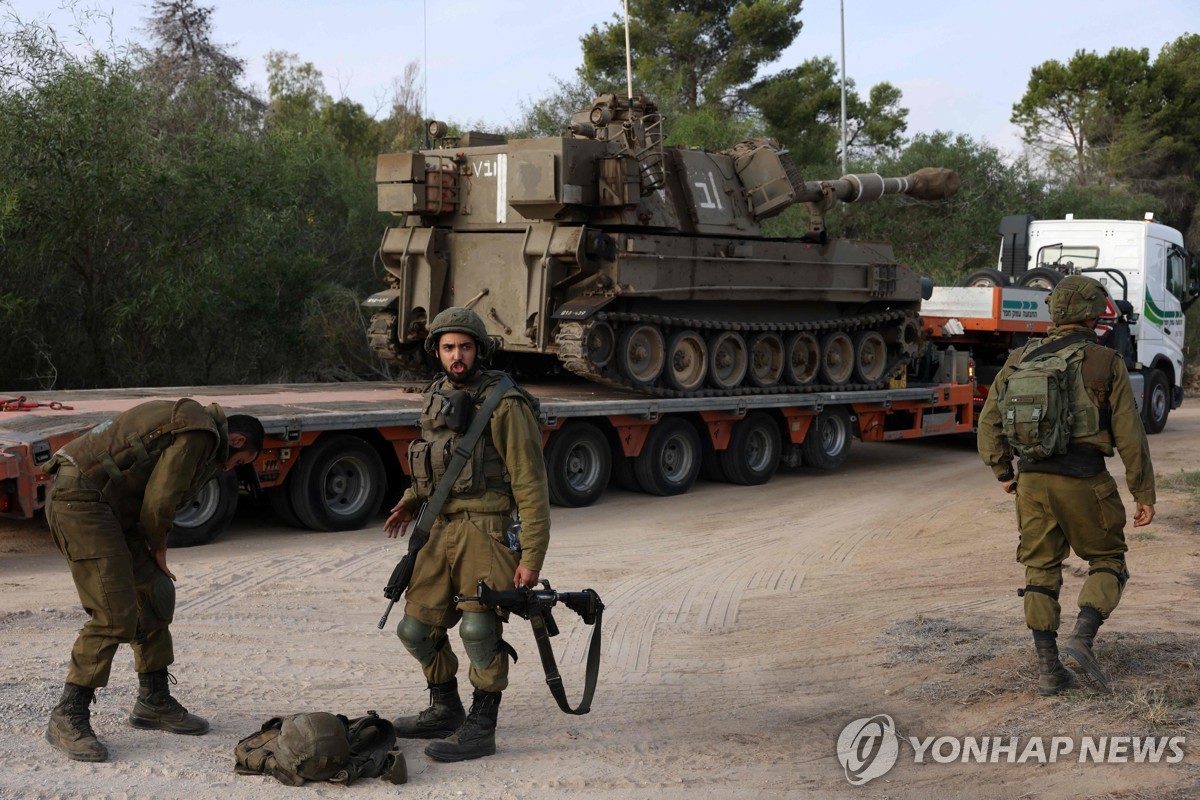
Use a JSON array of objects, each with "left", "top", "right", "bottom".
[
  {"left": 1033, "top": 635, "right": 1077, "bottom": 696},
  {"left": 424, "top": 689, "right": 500, "bottom": 762},
  {"left": 46, "top": 682, "right": 108, "bottom": 762},
  {"left": 1061, "top": 607, "right": 1110, "bottom": 690},
  {"left": 128, "top": 669, "right": 210, "bottom": 734},
  {"left": 392, "top": 678, "right": 466, "bottom": 739}
]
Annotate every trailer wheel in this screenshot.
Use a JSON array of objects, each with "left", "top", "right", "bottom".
[
  {"left": 288, "top": 435, "right": 386, "bottom": 531},
  {"left": 169, "top": 470, "right": 239, "bottom": 548},
  {"left": 719, "top": 412, "right": 781, "bottom": 486},
  {"left": 1017, "top": 267, "right": 1063, "bottom": 290},
  {"left": 545, "top": 423, "right": 611, "bottom": 507},
  {"left": 802, "top": 407, "right": 853, "bottom": 471},
  {"left": 1142, "top": 369, "right": 1170, "bottom": 434},
  {"left": 634, "top": 418, "right": 701, "bottom": 496},
  {"left": 267, "top": 486, "right": 305, "bottom": 529},
  {"left": 960, "top": 269, "right": 1011, "bottom": 288}
]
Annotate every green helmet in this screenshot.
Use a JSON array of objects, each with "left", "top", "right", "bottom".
[
  {"left": 273, "top": 712, "right": 350, "bottom": 785},
  {"left": 1046, "top": 275, "right": 1109, "bottom": 324},
  {"left": 424, "top": 306, "right": 495, "bottom": 359}
]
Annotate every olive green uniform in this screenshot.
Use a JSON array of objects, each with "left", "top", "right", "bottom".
[
  {"left": 43, "top": 399, "right": 229, "bottom": 688},
  {"left": 397, "top": 370, "right": 550, "bottom": 692},
  {"left": 978, "top": 327, "right": 1156, "bottom": 631}
]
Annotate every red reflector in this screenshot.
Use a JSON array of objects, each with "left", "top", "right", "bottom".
[{"left": 0, "top": 494, "right": 11, "bottom": 513}]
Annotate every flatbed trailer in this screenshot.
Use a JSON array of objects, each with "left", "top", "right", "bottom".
[{"left": 1, "top": 377, "right": 975, "bottom": 546}]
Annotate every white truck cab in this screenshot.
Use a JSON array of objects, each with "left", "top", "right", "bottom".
[{"left": 987, "top": 213, "right": 1200, "bottom": 432}]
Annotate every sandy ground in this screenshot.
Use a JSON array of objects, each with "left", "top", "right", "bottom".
[{"left": 1, "top": 407, "right": 1198, "bottom": 800}]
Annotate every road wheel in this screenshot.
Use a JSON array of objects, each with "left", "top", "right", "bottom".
[
  {"left": 960, "top": 268, "right": 1011, "bottom": 288},
  {"left": 784, "top": 332, "right": 820, "bottom": 386},
  {"left": 633, "top": 418, "right": 701, "bottom": 496},
  {"left": 1017, "top": 267, "right": 1063, "bottom": 290},
  {"left": 169, "top": 470, "right": 239, "bottom": 548},
  {"left": 1142, "top": 368, "right": 1170, "bottom": 434},
  {"left": 545, "top": 423, "right": 611, "bottom": 507},
  {"left": 617, "top": 324, "right": 666, "bottom": 388},
  {"left": 287, "top": 435, "right": 386, "bottom": 531},
  {"left": 747, "top": 332, "right": 785, "bottom": 388},
  {"left": 719, "top": 412, "right": 781, "bottom": 486},
  {"left": 801, "top": 406, "right": 854, "bottom": 471},
  {"left": 819, "top": 332, "right": 854, "bottom": 385},
  {"left": 707, "top": 331, "right": 748, "bottom": 390},
  {"left": 663, "top": 330, "right": 708, "bottom": 392},
  {"left": 851, "top": 330, "right": 888, "bottom": 384}
]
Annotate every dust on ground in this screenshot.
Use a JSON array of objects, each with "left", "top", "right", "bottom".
[{"left": 1, "top": 407, "right": 1198, "bottom": 800}]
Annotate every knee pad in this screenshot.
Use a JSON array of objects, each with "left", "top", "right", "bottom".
[
  {"left": 141, "top": 571, "right": 176, "bottom": 632},
  {"left": 395, "top": 615, "right": 439, "bottom": 665},
  {"left": 459, "top": 612, "right": 500, "bottom": 670}
]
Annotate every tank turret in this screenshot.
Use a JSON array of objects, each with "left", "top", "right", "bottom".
[{"left": 365, "top": 95, "right": 960, "bottom": 396}]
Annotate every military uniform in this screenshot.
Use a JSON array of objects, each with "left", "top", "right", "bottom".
[
  {"left": 44, "top": 398, "right": 230, "bottom": 760},
  {"left": 387, "top": 306, "right": 551, "bottom": 763},
  {"left": 978, "top": 275, "right": 1156, "bottom": 693},
  {"left": 397, "top": 369, "right": 550, "bottom": 691}
]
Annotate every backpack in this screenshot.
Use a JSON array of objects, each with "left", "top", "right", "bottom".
[
  {"left": 234, "top": 711, "right": 406, "bottom": 786},
  {"left": 996, "top": 334, "right": 1093, "bottom": 462}
]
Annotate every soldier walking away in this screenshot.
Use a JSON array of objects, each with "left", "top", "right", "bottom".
[
  {"left": 978, "top": 275, "right": 1156, "bottom": 695},
  {"left": 383, "top": 307, "right": 551, "bottom": 762},
  {"left": 42, "top": 399, "right": 264, "bottom": 761}
]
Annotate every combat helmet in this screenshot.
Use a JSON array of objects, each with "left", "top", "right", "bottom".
[
  {"left": 272, "top": 712, "right": 351, "bottom": 786},
  {"left": 1046, "top": 275, "right": 1109, "bottom": 324},
  {"left": 423, "top": 306, "right": 496, "bottom": 358}
]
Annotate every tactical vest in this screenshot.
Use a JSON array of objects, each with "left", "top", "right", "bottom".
[
  {"left": 407, "top": 372, "right": 517, "bottom": 499},
  {"left": 53, "top": 398, "right": 226, "bottom": 500},
  {"left": 997, "top": 338, "right": 1107, "bottom": 462},
  {"left": 234, "top": 711, "right": 401, "bottom": 786}
]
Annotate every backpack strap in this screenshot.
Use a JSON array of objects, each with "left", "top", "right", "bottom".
[{"left": 1019, "top": 331, "right": 1094, "bottom": 364}]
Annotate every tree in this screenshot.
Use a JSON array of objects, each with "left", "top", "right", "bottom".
[
  {"left": 580, "top": 0, "right": 802, "bottom": 115},
  {"left": 746, "top": 56, "right": 907, "bottom": 169}
]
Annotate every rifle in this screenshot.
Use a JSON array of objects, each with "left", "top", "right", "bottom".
[
  {"left": 455, "top": 579, "right": 605, "bottom": 715},
  {"left": 376, "top": 374, "right": 516, "bottom": 630}
]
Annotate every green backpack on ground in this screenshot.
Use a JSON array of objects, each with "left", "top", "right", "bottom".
[{"left": 997, "top": 334, "right": 1094, "bottom": 462}]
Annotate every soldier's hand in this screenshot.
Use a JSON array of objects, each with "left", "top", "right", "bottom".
[
  {"left": 153, "top": 546, "right": 177, "bottom": 581},
  {"left": 514, "top": 565, "right": 540, "bottom": 589},
  {"left": 384, "top": 502, "right": 414, "bottom": 539},
  {"left": 1001, "top": 479, "right": 1017, "bottom": 494},
  {"left": 1134, "top": 502, "right": 1155, "bottom": 527}
]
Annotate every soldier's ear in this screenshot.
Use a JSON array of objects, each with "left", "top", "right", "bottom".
[{"left": 229, "top": 432, "right": 248, "bottom": 450}]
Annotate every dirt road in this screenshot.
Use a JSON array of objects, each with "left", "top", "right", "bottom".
[{"left": 2, "top": 407, "right": 1197, "bottom": 799}]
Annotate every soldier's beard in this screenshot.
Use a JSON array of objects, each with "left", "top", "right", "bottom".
[{"left": 446, "top": 360, "right": 480, "bottom": 385}]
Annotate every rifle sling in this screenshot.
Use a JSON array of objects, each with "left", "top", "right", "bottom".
[
  {"left": 1019, "top": 330, "right": 1093, "bottom": 364},
  {"left": 527, "top": 604, "right": 604, "bottom": 715},
  {"left": 408, "top": 375, "right": 516, "bottom": 574}
]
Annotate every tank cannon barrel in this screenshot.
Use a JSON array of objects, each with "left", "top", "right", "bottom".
[{"left": 796, "top": 168, "right": 961, "bottom": 205}]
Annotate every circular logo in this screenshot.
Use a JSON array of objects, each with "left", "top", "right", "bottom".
[{"left": 837, "top": 714, "right": 899, "bottom": 785}]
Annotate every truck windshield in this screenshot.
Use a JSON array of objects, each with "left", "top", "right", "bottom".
[{"left": 1037, "top": 244, "right": 1099, "bottom": 271}]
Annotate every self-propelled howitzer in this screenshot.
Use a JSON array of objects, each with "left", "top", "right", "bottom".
[{"left": 364, "top": 94, "right": 960, "bottom": 396}]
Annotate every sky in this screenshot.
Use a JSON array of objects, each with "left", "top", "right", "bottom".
[{"left": 4, "top": 0, "right": 1196, "bottom": 156}]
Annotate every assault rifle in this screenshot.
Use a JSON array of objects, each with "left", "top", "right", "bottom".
[
  {"left": 377, "top": 502, "right": 429, "bottom": 629},
  {"left": 454, "top": 579, "right": 605, "bottom": 715}
]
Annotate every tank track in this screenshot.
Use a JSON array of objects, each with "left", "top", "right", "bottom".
[{"left": 555, "top": 309, "right": 917, "bottom": 398}]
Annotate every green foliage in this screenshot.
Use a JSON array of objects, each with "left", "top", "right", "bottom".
[
  {"left": 581, "top": 0, "right": 802, "bottom": 115},
  {"left": 0, "top": 8, "right": 388, "bottom": 390}
]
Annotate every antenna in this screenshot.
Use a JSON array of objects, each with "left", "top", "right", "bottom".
[
  {"left": 423, "top": 0, "right": 429, "bottom": 148},
  {"left": 623, "top": 0, "right": 633, "bottom": 100},
  {"left": 839, "top": 0, "right": 848, "bottom": 175}
]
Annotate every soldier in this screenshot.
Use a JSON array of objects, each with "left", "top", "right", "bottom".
[
  {"left": 978, "top": 274, "right": 1156, "bottom": 695},
  {"left": 42, "top": 399, "right": 264, "bottom": 761},
  {"left": 383, "top": 307, "right": 550, "bottom": 762}
]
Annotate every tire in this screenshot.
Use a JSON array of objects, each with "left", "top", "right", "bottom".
[
  {"left": 633, "top": 418, "right": 701, "bottom": 496},
  {"left": 718, "top": 412, "right": 781, "bottom": 486},
  {"left": 287, "top": 435, "right": 386, "bottom": 531},
  {"left": 545, "top": 423, "right": 612, "bottom": 507},
  {"left": 169, "top": 470, "right": 239, "bottom": 548},
  {"left": 960, "top": 269, "right": 1011, "bottom": 288},
  {"left": 1142, "top": 369, "right": 1170, "bottom": 434},
  {"left": 1017, "top": 267, "right": 1063, "bottom": 290},
  {"left": 267, "top": 485, "right": 305, "bottom": 529},
  {"left": 801, "top": 406, "right": 854, "bottom": 471}
]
